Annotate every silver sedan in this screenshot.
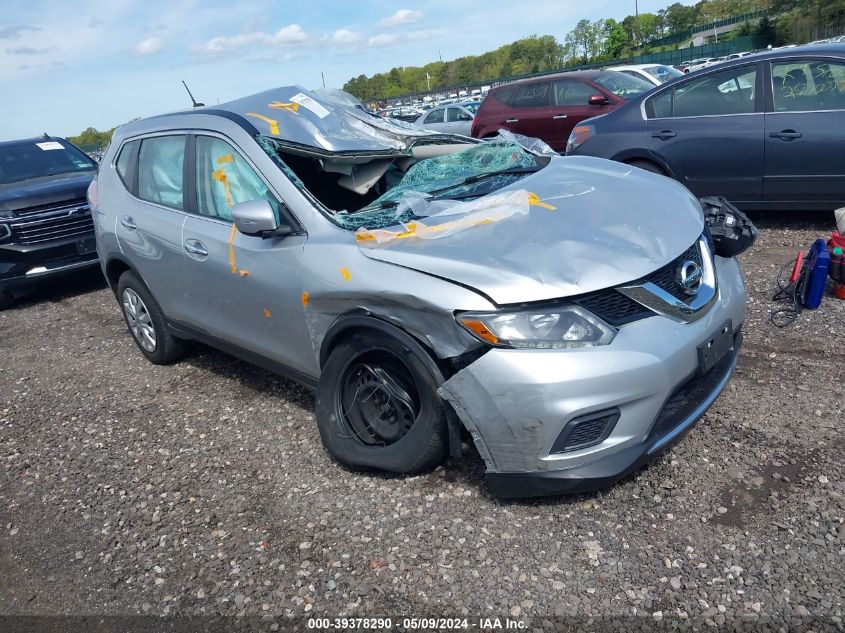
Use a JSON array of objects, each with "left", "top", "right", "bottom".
[{"left": 415, "top": 103, "right": 478, "bottom": 136}]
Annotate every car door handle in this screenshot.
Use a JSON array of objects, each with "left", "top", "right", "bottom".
[
  {"left": 769, "top": 129, "right": 802, "bottom": 141},
  {"left": 120, "top": 216, "right": 137, "bottom": 230},
  {"left": 552, "top": 114, "right": 568, "bottom": 120},
  {"left": 651, "top": 130, "right": 677, "bottom": 140},
  {"left": 184, "top": 239, "right": 208, "bottom": 258},
  {"left": 505, "top": 118, "right": 519, "bottom": 123}
]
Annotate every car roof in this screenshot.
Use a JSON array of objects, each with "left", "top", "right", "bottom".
[
  {"left": 608, "top": 64, "right": 660, "bottom": 70},
  {"left": 630, "top": 43, "right": 845, "bottom": 102},
  {"left": 495, "top": 69, "right": 608, "bottom": 88},
  {"left": 0, "top": 135, "right": 63, "bottom": 147},
  {"left": 116, "top": 86, "right": 449, "bottom": 154}
]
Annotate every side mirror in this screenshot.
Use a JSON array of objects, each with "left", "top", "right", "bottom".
[
  {"left": 231, "top": 199, "right": 292, "bottom": 239},
  {"left": 588, "top": 94, "right": 610, "bottom": 106}
]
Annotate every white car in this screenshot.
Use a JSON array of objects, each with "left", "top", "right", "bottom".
[
  {"left": 685, "top": 58, "right": 721, "bottom": 73},
  {"left": 606, "top": 64, "right": 684, "bottom": 86}
]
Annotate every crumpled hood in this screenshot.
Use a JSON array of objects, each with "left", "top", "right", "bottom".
[
  {"left": 0, "top": 172, "right": 94, "bottom": 215},
  {"left": 360, "top": 156, "right": 704, "bottom": 305}
]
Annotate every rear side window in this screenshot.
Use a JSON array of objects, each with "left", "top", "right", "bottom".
[
  {"left": 115, "top": 140, "right": 140, "bottom": 192},
  {"left": 195, "top": 136, "right": 280, "bottom": 222},
  {"left": 137, "top": 136, "right": 186, "bottom": 209},
  {"left": 512, "top": 82, "right": 551, "bottom": 107},
  {"left": 490, "top": 85, "right": 518, "bottom": 106},
  {"left": 772, "top": 59, "right": 845, "bottom": 112},
  {"left": 424, "top": 109, "right": 444, "bottom": 124},
  {"left": 554, "top": 80, "right": 596, "bottom": 106}
]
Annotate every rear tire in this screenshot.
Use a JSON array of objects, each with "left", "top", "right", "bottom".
[
  {"left": 117, "top": 271, "right": 188, "bottom": 365},
  {"left": 316, "top": 330, "right": 448, "bottom": 474},
  {"left": 628, "top": 159, "right": 668, "bottom": 176}
]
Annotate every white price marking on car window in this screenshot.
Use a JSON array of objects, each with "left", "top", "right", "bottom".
[
  {"left": 36, "top": 141, "right": 64, "bottom": 151},
  {"left": 289, "top": 93, "right": 330, "bottom": 119}
]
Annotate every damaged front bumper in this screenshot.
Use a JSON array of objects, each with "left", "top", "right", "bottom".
[{"left": 439, "top": 256, "right": 746, "bottom": 498}]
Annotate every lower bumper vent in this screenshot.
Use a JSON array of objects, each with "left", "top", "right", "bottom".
[{"left": 551, "top": 407, "right": 620, "bottom": 454}]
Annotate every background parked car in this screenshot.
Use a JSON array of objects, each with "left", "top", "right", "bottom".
[
  {"left": 471, "top": 70, "right": 654, "bottom": 152},
  {"left": 684, "top": 58, "right": 720, "bottom": 73},
  {"left": 415, "top": 103, "right": 477, "bottom": 135},
  {"left": 566, "top": 44, "right": 845, "bottom": 211},
  {"left": 606, "top": 64, "right": 684, "bottom": 86},
  {"left": 0, "top": 135, "right": 99, "bottom": 309}
]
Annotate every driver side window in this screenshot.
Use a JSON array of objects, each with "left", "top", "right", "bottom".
[{"left": 195, "top": 136, "right": 280, "bottom": 222}]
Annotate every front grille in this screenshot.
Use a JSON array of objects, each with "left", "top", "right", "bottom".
[
  {"left": 13, "top": 199, "right": 87, "bottom": 217},
  {"left": 648, "top": 348, "right": 735, "bottom": 444},
  {"left": 551, "top": 408, "right": 620, "bottom": 453},
  {"left": 642, "top": 241, "right": 704, "bottom": 301},
  {"left": 574, "top": 290, "right": 653, "bottom": 326},
  {"left": 10, "top": 204, "right": 93, "bottom": 244}
]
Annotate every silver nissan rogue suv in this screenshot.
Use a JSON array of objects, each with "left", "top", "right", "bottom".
[{"left": 90, "top": 87, "right": 749, "bottom": 497}]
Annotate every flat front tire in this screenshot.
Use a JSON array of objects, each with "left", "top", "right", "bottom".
[
  {"left": 316, "top": 330, "right": 448, "bottom": 474},
  {"left": 117, "top": 271, "right": 188, "bottom": 365}
]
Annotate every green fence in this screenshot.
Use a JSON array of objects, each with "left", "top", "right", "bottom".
[
  {"left": 648, "top": 9, "right": 773, "bottom": 47},
  {"left": 381, "top": 36, "right": 768, "bottom": 104}
]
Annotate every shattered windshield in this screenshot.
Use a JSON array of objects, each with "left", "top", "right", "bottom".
[
  {"left": 338, "top": 142, "right": 540, "bottom": 230},
  {"left": 258, "top": 135, "right": 545, "bottom": 232}
]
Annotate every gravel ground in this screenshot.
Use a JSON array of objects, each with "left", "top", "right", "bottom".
[{"left": 1, "top": 211, "right": 843, "bottom": 631}]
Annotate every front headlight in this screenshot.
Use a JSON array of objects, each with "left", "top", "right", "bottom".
[{"left": 457, "top": 305, "right": 616, "bottom": 349}]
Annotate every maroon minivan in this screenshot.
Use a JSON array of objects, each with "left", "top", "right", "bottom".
[{"left": 471, "top": 70, "right": 655, "bottom": 152}]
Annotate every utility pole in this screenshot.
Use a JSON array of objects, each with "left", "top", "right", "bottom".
[
  {"left": 635, "top": 0, "right": 640, "bottom": 47},
  {"left": 321, "top": 72, "right": 326, "bottom": 88},
  {"left": 426, "top": 72, "right": 431, "bottom": 92}
]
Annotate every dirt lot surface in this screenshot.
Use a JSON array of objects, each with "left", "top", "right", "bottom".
[{"left": 1, "top": 211, "right": 843, "bottom": 631}]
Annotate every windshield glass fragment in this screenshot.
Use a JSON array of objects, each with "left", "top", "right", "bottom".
[{"left": 258, "top": 134, "right": 546, "bottom": 232}]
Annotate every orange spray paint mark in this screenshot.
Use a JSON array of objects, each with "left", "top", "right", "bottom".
[
  {"left": 216, "top": 153, "right": 234, "bottom": 165},
  {"left": 301, "top": 291, "right": 310, "bottom": 307},
  {"left": 268, "top": 101, "right": 300, "bottom": 113},
  {"left": 228, "top": 224, "right": 238, "bottom": 274},
  {"left": 263, "top": 308, "right": 272, "bottom": 318},
  {"left": 212, "top": 168, "right": 233, "bottom": 208},
  {"left": 339, "top": 267, "right": 351, "bottom": 282},
  {"left": 528, "top": 192, "right": 556, "bottom": 211},
  {"left": 246, "top": 112, "right": 280, "bottom": 135}
]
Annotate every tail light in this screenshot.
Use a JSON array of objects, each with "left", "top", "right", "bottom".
[
  {"left": 87, "top": 178, "right": 99, "bottom": 210},
  {"left": 566, "top": 125, "right": 595, "bottom": 154}
]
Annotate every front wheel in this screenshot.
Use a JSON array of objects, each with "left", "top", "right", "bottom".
[{"left": 315, "top": 330, "right": 448, "bottom": 474}]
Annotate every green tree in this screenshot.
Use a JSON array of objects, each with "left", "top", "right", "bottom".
[
  {"left": 67, "top": 127, "right": 114, "bottom": 152},
  {"left": 662, "top": 3, "right": 702, "bottom": 35},
  {"left": 603, "top": 18, "right": 631, "bottom": 58}
]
